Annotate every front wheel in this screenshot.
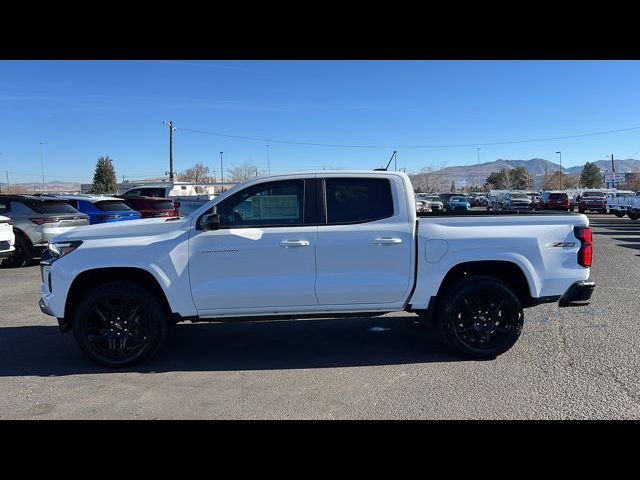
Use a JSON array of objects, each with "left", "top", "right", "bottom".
[
  {"left": 437, "top": 275, "right": 524, "bottom": 359},
  {"left": 73, "top": 282, "right": 169, "bottom": 367},
  {"left": 614, "top": 210, "right": 624, "bottom": 218}
]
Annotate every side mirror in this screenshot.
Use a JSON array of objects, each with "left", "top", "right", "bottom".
[
  {"left": 199, "top": 213, "right": 220, "bottom": 231},
  {"left": 173, "top": 201, "right": 181, "bottom": 209}
]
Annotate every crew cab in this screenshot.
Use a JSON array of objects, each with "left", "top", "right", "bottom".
[{"left": 39, "top": 171, "right": 595, "bottom": 367}]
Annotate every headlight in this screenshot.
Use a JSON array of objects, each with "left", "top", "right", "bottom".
[{"left": 48, "top": 241, "right": 83, "bottom": 258}]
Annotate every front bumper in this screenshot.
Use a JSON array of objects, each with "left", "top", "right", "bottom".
[
  {"left": 559, "top": 280, "right": 595, "bottom": 307},
  {"left": 0, "top": 248, "right": 15, "bottom": 259}
]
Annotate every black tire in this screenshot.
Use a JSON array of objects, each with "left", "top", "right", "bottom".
[
  {"left": 614, "top": 210, "right": 624, "bottom": 218},
  {"left": 600, "top": 209, "right": 607, "bottom": 214},
  {"left": 578, "top": 207, "right": 584, "bottom": 213},
  {"left": 629, "top": 212, "right": 639, "bottom": 220},
  {"left": 437, "top": 275, "right": 524, "bottom": 359},
  {"left": 2, "top": 233, "right": 33, "bottom": 268},
  {"left": 72, "top": 281, "right": 169, "bottom": 367}
]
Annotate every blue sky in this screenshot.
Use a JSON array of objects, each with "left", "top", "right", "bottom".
[{"left": 1, "top": 60, "right": 640, "bottom": 184}]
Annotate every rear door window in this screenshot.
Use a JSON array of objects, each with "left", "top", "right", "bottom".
[{"left": 325, "top": 178, "right": 394, "bottom": 224}]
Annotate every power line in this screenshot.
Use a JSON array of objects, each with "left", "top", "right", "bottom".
[{"left": 176, "top": 124, "right": 640, "bottom": 149}]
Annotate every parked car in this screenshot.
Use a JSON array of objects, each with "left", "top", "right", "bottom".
[
  {"left": 0, "top": 195, "right": 89, "bottom": 267},
  {"left": 447, "top": 195, "right": 471, "bottom": 211},
  {"left": 0, "top": 215, "right": 15, "bottom": 265},
  {"left": 503, "top": 192, "right": 533, "bottom": 210},
  {"left": 120, "top": 183, "right": 216, "bottom": 216},
  {"left": 577, "top": 191, "right": 608, "bottom": 214},
  {"left": 423, "top": 195, "right": 444, "bottom": 212},
  {"left": 55, "top": 195, "right": 141, "bottom": 224},
  {"left": 118, "top": 196, "right": 179, "bottom": 219},
  {"left": 415, "top": 201, "right": 431, "bottom": 214},
  {"left": 40, "top": 171, "right": 594, "bottom": 367},
  {"left": 540, "top": 191, "right": 572, "bottom": 211},
  {"left": 607, "top": 190, "right": 635, "bottom": 217}
]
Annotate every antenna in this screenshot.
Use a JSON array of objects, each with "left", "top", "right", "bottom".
[{"left": 375, "top": 150, "right": 397, "bottom": 171}]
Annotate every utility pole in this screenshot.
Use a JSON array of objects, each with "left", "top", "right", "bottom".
[
  {"left": 220, "top": 152, "right": 224, "bottom": 188},
  {"left": 39, "top": 142, "right": 45, "bottom": 192},
  {"left": 163, "top": 121, "right": 176, "bottom": 181},
  {"left": 266, "top": 144, "right": 271, "bottom": 175},
  {"left": 395, "top": 151, "right": 397, "bottom": 172}
]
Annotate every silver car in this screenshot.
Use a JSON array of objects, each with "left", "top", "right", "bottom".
[{"left": 0, "top": 195, "right": 89, "bottom": 267}]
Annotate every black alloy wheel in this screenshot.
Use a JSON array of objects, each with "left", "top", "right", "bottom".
[
  {"left": 73, "top": 282, "right": 169, "bottom": 367},
  {"left": 438, "top": 275, "right": 523, "bottom": 359}
]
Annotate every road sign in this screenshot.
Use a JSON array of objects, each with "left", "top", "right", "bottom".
[{"left": 604, "top": 174, "right": 626, "bottom": 182}]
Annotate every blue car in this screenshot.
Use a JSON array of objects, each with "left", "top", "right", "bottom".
[
  {"left": 56, "top": 195, "right": 141, "bottom": 224},
  {"left": 447, "top": 195, "right": 471, "bottom": 211}
]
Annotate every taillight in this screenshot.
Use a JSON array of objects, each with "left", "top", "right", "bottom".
[
  {"left": 575, "top": 226, "right": 593, "bottom": 267},
  {"left": 30, "top": 217, "right": 59, "bottom": 225},
  {"left": 97, "top": 214, "right": 120, "bottom": 220}
]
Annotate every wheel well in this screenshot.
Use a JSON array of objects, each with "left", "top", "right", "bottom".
[
  {"left": 13, "top": 228, "right": 32, "bottom": 247},
  {"left": 64, "top": 267, "right": 172, "bottom": 324},
  {"left": 437, "top": 261, "right": 532, "bottom": 307}
]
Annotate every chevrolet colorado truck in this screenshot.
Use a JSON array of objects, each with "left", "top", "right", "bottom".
[{"left": 39, "top": 171, "right": 595, "bottom": 367}]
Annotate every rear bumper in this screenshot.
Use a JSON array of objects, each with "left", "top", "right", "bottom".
[{"left": 559, "top": 280, "right": 595, "bottom": 307}]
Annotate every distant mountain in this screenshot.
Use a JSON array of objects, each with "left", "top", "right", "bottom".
[
  {"left": 0, "top": 181, "right": 81, "bottom": 193},
  {"left": 565, "top": 159, "right": 640, "bottom": 175},
  {"left": 410, "top": 158, "right": 640, "bottom": 191}
]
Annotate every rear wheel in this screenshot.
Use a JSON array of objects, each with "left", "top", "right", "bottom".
[
  {"left": 615, "top": 210, "right": 624, "bottom": 218},
  {"left": 437, "top": 275, "right": 524, "bottom": 359},
  {"left": 72, "top": 282, "right": 169, "bottom": 367},
  {"left": 2, "top": 234, "right": 33, "bottom": 268},
  {"left": 628, "top": 212, "right": 639, "bottom": 220}
]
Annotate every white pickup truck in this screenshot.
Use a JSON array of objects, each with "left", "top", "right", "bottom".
[{"left": 39, "top": 171, "right": 595, "bottom": 367}]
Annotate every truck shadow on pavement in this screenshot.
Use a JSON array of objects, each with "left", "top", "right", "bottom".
[{"left": 0, "top": 316, "right": 462, "bottom": 376}]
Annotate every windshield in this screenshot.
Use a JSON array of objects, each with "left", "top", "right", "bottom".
[
  {"left": 426, "top": 196, "right": 441, "bottom": 202},
  {"left": 549, "top": 193, "right": 568, "bottom": 200},
  {"left": 582, "top": 192, "right": 605, "bottom": 198},
  {"left": 451, "top": 196, "right": 466, "bottom": 202},
  {"left": 511, "top": 193, "right": 528, "bottom": 199}
]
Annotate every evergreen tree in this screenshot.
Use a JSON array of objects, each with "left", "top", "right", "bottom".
[
  {"left": 450, "top": 179, "right": 456, "bottom": 192},
  {"left": 91, "top": 155, "right": 118, "bottom": 193},
  {"left": 580, "top": 162, "right": 603, "bottom": 188}
]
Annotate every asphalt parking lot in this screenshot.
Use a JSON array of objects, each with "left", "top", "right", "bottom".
[{"left": 1, "top": 212, "right": 639, "bottom": 419}]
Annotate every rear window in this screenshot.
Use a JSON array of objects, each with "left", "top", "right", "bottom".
[
  {"left": 549, "top": 193, "right": 568, "bottom": 200},
  {"left": 582, "top": 192, "right": 605, "bottom": 198},
  {"left": 325, "top": 178, "right": 394, "bottom": 224},
  {"left": 95, "top": 201, "right": 134, "bottom": 211},
  {"left": 151, "top": 200, "right": 176, "bottom": 210},
  {"left": 30, "top": 201, "right": 80, "bottom": 214}
]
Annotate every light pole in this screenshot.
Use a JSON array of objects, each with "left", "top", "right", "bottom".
[
  {"left": 39, "top": 142, "right": 44, "bottom": 192},
  {"left": 476, "top": 147, "right": 481, "bottom": 189},
  {"left": 609, "top": 154, "right": 616, "bottom": 188},
  {"left": 555, "top": 151, "right": 562, "bottom": 189},
  {"left": 266, "top": 144, "right": 271, "bottom": 175},
  {"left": 220, "top": 152, "right": 224, "bottom": 188}
]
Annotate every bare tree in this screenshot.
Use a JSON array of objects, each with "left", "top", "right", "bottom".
[
  {"left": 410, "top": 162, "right": 447, "bottom": 193},
  {"left": 227, "top": 161, "right": 261, "bottom": 182},
  {"left": 177, "top": 162, "right": 214, "bottom": 183}
]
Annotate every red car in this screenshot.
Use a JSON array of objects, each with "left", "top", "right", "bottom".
[
  {"left": 577, "top": 192, "right": 607, "bottom": 214},
  {"left": 540, "top": 191, "right": 573, "bottom": 211},
  {"left": 118, "top": 196, "right": 179, "bottom": 218}
]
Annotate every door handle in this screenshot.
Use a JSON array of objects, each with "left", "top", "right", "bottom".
[
  {"left": 374, "top": 237, "right": 403, "bottom": 244},
  {"left": 280, "top": 240, "right": 310, "bottom": 247}
]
